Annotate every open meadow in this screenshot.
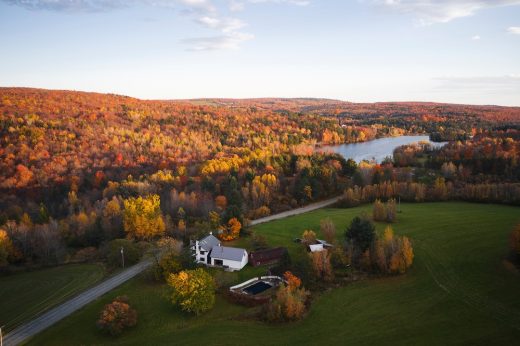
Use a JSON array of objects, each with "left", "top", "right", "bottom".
[
  {"left": 28, "top": 202, "right": 520, "bottom": 345},
  {"left": 0, "top": 264, "right": 105, "bottom": 332}
]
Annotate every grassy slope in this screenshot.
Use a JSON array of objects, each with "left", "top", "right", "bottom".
[
  {"left": 30, "top": 202, "right": 520, "bottom": 345},
  {"left": 0, "top": 264, "right": 105, "bottom": 332}
]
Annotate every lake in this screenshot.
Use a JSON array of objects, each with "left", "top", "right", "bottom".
[{"left": 319, "top": 135, "right": 446, "bottom": 163}]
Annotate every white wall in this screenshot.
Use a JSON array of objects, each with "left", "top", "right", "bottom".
[{"left": 212, "top": 250, "right": 248, "bottom": 271}]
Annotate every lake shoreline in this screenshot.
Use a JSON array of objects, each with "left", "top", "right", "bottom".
[{"left": 317, "top": 135, "right": 446, "bottom": 163}]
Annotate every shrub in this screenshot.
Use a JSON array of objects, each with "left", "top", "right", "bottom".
[
  {"left": 264, "top": 271, "right": 310, "bottom": 322},
  {"left": 320, "top": 218, "right": 337, "bottom": 244},
  {"left": 371, "top": 226, "right": 414, "bottom": 274},
  {"left": 96, "top": 296, "right": 137, "bottom": 336},
  {"left": 372, "top": 199, "right": 397, "bottom": 223},
  {"left": 309, "top": 250, "right": 333, "bottom": 282},
  {"left": 155, "top": 252, "right": 182, "bottom": 280},
  {"left": 301, "top": 230, "right": 317, "bottom": 246}
]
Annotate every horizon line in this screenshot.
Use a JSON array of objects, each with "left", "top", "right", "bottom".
[{"left": 1, "top": 85, "right": 519, "bottom": 108}]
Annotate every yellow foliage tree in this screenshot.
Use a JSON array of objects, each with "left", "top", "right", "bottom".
[
  {"left": 310, "top": 250, "right": 334, "bottom": 282},
  {"left": 301, "top": 230, "right": 317, "bottom": 245},
  {"left": 167, "top": 268, "right": 215, "bottom": 315},
  {"left": 123, "top": 194, "right": 165, "bottom": 240},
  {"left": 0, "top": 229, "right": 15, "bottom": 267}
]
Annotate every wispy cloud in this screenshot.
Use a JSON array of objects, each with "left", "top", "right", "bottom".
[
  {"left": 471, "top": 35, "right": 480, "bottom": 40},
  {"left": 2, "top": 0, "right": 309, "bottom": 50},
  {"left": 508, "top": 26, "right": 520, "bottom": 35},
  {"left": 2, "top": 0, "right": 129, "bottom": 12},
  {"left": 369, "top": 1, "right": 520, "bottom": 25},
  {"left": 182, "top": 32, "right": 254, "bottom": 50}
]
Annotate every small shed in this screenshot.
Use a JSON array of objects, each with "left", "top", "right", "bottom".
[{"left": 309, "top": 244, "right": 325, "bottom": 252}]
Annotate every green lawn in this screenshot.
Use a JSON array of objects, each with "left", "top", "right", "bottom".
[
  {"left": 0, "top": 263, "right": 105, "bottom": 332},
  {"left": 30, "top": 202, "right": 520, "bottom": 345}
]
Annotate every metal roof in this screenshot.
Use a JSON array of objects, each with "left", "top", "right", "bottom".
[
  {"left": 211, "top": 246, "right": 247, "bottom": 262},
  {"left": 198, "top": 234, "right": 221, "bottom": 252}
]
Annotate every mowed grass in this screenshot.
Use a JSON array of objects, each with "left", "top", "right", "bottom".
[
  {"left": 0, "top": 264, "right": 105, "bottom": 332},
  {"left": 30, "top": 202, "right": 520, "bottom": 345}
]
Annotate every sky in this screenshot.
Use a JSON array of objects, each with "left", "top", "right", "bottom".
[{"left": 0, "top": 0, "right": 519, "bottom": 106}]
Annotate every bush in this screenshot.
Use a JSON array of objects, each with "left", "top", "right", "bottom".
[
  {"left": 96, "top": 296, "right": 137, "bottom": 336},
  {"left": 102, "top": 239, "right": 141, "bottom": 268},
  {"left": 373, "top": 199, "right": 397, "bottom": 223},
  {"left": 155, "top": 252, "right": 182, "bottom": 280},
  {"left": 264, "top": 272, "right": 310, "bottom": 322},
  {"left": 371, "top": 226, "right": 414, "bottom": 274}
]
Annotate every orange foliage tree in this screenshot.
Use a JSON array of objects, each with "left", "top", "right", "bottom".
[
  {"left": 265, "top": 271, "right": 309, "bottom": 322},
  {"left": 96, "top": 296, "right": 137, "bottom": 336},
  {"left": 217, "top": 217, "right": 241, "bottom": 241}
]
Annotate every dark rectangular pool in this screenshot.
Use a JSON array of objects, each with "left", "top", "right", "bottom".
[{"left": 243, "top": 281, "right": 273, "bottom": 295}]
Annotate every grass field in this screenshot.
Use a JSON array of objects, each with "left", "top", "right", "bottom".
[
  {"left": 0, "top": 263, "right": 105, "bottom": 332},
  {"left": 29, "top": 202, "right": 520, "bottom": 345}
]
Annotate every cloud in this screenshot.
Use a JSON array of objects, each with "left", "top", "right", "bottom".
[
  {"left": 370, "top": 1, "right": 520, "bottom": 25},
  {"left": 2, "top": 0, "right": 129, "bottom": 12},
  {"left": 182, "top": 32, "right": 254, "bottom": 50},
  {"left": 508, "top": 26, "right": 520, "bottom": 35},
  {"left": 196, "top": 16, "right": 246, "bottom": 33},
  {"left": 471, "top": 35, "right": 480, "bottom": 40},
  {"left": 2, "top": 0, "right": 309, "bottom": 50}
]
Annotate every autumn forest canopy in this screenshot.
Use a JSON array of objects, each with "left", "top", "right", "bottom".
[{"left": 1, "top": 87, "right": 520, "bottom": 266}]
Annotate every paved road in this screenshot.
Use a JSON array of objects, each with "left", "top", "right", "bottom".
[
  {"left": 250, "top": 195, "right": 342, "bottom": 226},
  {"left": 3, "top": 196, "right": 342, "bottom": 345},
  {"left": 3, "top": 259, "right": 153, "bottom": 346}
]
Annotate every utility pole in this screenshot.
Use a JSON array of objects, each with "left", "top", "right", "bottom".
[
  {"left": 1, "top": 325, "right": 4, "bottom": 346},
  {"left": 120, "top": 247, "right": 125, "bottom": 268}
]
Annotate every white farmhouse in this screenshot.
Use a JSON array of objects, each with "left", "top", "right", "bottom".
[{"left": 192, "top": 233, "right": 248, "bottom": 271}]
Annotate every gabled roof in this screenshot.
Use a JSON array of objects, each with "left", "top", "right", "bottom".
[
  {"left": 211, "top": 246, "right": 247, "bottom": 262},
  {"left": 198, "top": 234, "right": 221, "bottom": 252},
  {"left": 316, "top": 239, "right": 334, "bottom": 247}
]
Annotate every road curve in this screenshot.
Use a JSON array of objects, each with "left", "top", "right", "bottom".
[
  {"left": 250, "top": 196, "right": 342, "bottom": 226},
  {"left": 3, "top": 259, "right": 153, "bottom": 346},
  {"left": 4, "top": 196, "right": 342, "bottom": 345}
]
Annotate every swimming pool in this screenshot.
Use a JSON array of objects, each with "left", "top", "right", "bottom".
[{"left": 243, "top": 281, "right": 273, "bottom": 295}]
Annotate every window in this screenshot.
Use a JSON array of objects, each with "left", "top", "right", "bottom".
[{"left": 199, "top": 257, "right": 204, "bottom": 261}]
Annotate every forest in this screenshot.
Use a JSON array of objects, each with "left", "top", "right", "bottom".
[{"left": 1, "top": 87, "right": 520, "bottom": 267}]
